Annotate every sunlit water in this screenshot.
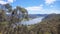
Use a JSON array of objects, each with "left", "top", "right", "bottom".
[{"left": 20, "top": 17, "right": 44, "bottom": 25}]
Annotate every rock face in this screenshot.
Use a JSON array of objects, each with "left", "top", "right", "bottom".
[{"left": 31, "top": 14, "right": 60, "bottom": 34}]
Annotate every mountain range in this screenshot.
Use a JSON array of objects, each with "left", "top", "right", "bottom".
[{"left": 28, "top": 14, "right": 48, "bottom": 19}]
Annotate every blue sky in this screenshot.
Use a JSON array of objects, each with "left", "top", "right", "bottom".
[{"left": 0, "top": 0, "right": 60, "bottom": 14}]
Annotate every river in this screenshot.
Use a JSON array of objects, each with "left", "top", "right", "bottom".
[{"left": 20, "top": 17, "right": 44, "bottom": 25}]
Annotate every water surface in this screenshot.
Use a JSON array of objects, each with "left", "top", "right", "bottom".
[{"left": 21, "top": 17, "right": 44, "bottom": 25}]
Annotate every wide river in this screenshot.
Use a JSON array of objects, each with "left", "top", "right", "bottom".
[{"left": 20, "top": 17, "right": 44, "bottom": 25}]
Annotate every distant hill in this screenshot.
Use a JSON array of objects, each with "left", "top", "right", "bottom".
[
  {"left": 28, "top": 14, "right": 48, "bottom": 19},
  {"left": 42, "top": 14, "right": 60, "bottom": 20}
]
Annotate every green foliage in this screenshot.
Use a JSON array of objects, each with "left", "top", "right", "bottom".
[
  {"left": 0, "top": 3, "right": 60, "bottom": 34},
  {"left": 4, "top": 4, "right": 12, "bottom": 12},
  {"left": 0, "top": 4, "right": 29, "bottom": 34}
]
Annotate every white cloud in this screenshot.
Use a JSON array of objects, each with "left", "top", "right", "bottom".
[
  {"left": 45, "top": 0, "right": 56, "bottom": 5},
  {"left": 8, "top": 0, "right": 16, "bottom": 3},
  {"left": 25, "top": 5, "right": 60, "bottom": 14},
  {"left": 39, "top": 9, "right": 60, "bottom": 14},
  {"left": 42, "top": 9, "right": 59, "bottom": 14},
  {"left": 25, "top": 5, "right": 43, "bottom": 11},
  {"left": 0, "top": 0, "right": 16, "bottom": 4},
  {"left": 0, "top": 1, "right": 8, "bottom": 4}
]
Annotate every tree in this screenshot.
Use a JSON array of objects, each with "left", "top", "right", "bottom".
[
  {"left": 10, "top": 6, "right": 29, "bottom": 24},
  {"left": 0, "top": 4, "right": 29, "bottom": 34},
  {"left": 16, "top": 6, "right": 29, "bottom": 20},
  {"left": 4, "top": 4, "right": 12, "bottom": 12},
  {"left": 0, "top": 9, "right": 6, "bottom": 22}
]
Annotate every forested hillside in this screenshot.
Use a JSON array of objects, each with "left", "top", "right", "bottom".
[{"left": 30, "top": 14, "right": 60, "bottom": 34}]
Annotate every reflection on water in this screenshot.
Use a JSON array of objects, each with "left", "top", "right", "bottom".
[{"left": 20, "top": 17, "right": 44, "bottom": 25}]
